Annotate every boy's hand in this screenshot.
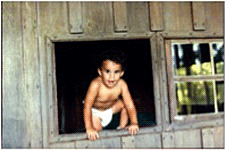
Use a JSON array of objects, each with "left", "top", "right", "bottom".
[
  {"left": 86, "top": 128, "right": 99, "bottom": 141},
  {"left": 126, "top": 124, "right": 139, "bottom": 135}
]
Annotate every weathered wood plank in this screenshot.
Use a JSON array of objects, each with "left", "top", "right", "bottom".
[
  {"left": 157, "top": 34, "right": 170, "bottom": 128},
  {"left": 150, "top": 34, "right": 162, "bottom": 126},
  {"left": 127, "top": 2, "right": 150, "bottom": 33},
  {"left": 37, "top": 2, "right": 69, "bottom": 147},
  {"left": 163, "top": 2, "right": 192, "bottom": 31},
  {"left": 113, "top": 2, "right": 128, "bottom": 32},
  {"left": 174, "top": 129, "right": 201, "bottom": 148},
  {"left": 121, "top": 136, "right": 135, "bottom": 148},
  {"left": 68, "top": 2, "right": 83, "bottom": 34},
  {"left": 48, "top": 142, "right": 75, "bottom": 148},
  {"left": 202, "top": 126, "right": 224, "bottom": 148},
  {"left": 21, "top": 2, "right": 42, "bottom": 148},
  {"left": 162, "top": 132, "right": 175, "bottom": 148},
  {"left": 149, "top": 2, "right": 164, "bottom": 31},
  {"left": 38, "top": 2, "right": 68, "bottom": 36},
  {"left": 101, "top": 137, "right": 121, "bottom": 148},
  {"left": 75, "top": 137, "right": 121, "bottom": 148},
  {"left": 83, "top": 2, "right": 113, "bottom": 35},
  {"left": 192, "top": 2, "right": 206, "bottom": 31},
  {"left": 2, "top": 2, "right": 27, "bottom": 148},
  {"left": 135, "top": 134, "right": 161, "bottom": 148},
  {"left": 205, "top": 2, "right": 224, "bottom": 33}
]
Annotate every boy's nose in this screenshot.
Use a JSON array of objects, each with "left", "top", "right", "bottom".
[{"left": 110, "top": 73, "right": 115, "bottom": 79}]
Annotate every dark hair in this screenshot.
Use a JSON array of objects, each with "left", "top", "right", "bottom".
[{"left": 96, "top": 49, "right": 127, "bottom": 71}]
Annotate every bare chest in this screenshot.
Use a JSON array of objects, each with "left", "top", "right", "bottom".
[{"left": 96, "top": 86, "right": 122, "bottom": 102}]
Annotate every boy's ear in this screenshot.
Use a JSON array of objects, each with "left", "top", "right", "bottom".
[
  {"left": 120, "top": 71, "right": 124, "bottom": 77},
  {"left": 98, "top": 68, "right": 102, "bottom": 76}
]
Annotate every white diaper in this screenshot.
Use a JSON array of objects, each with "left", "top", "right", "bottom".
[{"left": 92, "top": 108, "right": 113, "bottom": 127}]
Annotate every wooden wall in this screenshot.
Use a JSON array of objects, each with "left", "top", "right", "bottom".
[{"left": 2, "top": 1, "right": 224, "bottom": 148}]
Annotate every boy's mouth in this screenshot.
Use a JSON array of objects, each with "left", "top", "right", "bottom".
[{"left": 108, "top": 80, "right": 115, "bottom": 85}]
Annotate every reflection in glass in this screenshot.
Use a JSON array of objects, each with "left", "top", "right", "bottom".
[
  {"left": 212, "top": 43, "right": 224, "bottom": 74},
  {"left": 172, "top": 43, "right": 212, "bottom": 76},
  {"left": 216, "top": 81, "right": 224, "bottom": 111},
  {"left": 176, "top": 81, "right": 215, "bottom": 115}
]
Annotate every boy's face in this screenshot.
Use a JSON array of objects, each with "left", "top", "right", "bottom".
[{"left": 98, "top": 60, "right": 124, "bottom": 88}]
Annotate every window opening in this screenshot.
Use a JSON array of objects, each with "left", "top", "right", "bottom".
[
  {"left": 54, "top": 39, "right": 156, "bottom": 134},
  {"left": 170, "top": 40, "right": 224, "bottom": 115}
]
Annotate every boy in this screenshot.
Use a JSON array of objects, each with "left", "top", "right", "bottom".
[{"left": 83, "top": 50, "right": 139, "bottom": 141}]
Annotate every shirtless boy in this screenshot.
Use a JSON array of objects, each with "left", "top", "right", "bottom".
[{"left": 83, "top": 50, "right": 139, "bottom": 141}]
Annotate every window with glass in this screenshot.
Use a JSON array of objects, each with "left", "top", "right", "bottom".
[{"left": 166, "top": 39, "right": 224, "bottom": 116}]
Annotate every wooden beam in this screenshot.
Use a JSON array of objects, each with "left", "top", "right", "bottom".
[
  {"left": 68, "top": 2, "right": 83, "bottom": 34},
  {"left": 192, "top": 2, "right": 206, "bottom": 31},
  {"left": 21, "top": 2, "right": 43, "bottom": 147},
  {"left": 113, "top": 2, "right": 128, "bottom": 32},
  {"left": 149, "top": 2, "right": 164, "bottom": 31}
]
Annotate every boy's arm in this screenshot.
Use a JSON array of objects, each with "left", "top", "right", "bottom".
[
  {"left": 121, "top": 80, "right": 139, "bottom": 135},
  {"left": 83, "top": 80, "right": 99, "bottom": 140}
]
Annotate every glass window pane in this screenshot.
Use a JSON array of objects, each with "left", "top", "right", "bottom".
[
  {"left": 176, "top": 81, "right": 215, "bottom": 115},
  {"left": 212, "top": 43, "right": 224, "bottom": 74},
  {"left": 216, "top": 81, "right": 224, "bottom": 111},
  {"left": 172, "top": 43, "right": 212, "bottom": 76}
]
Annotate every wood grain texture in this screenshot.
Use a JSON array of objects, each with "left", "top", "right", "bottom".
[
  {"left": 162, "top": 132, "right": 175, "bottom": 148},
  {"left": 174, "top": 129, "right": 201, "bottom": 148},
  {"left": 127, "top": 2, "right": 150, "bottom": 33},
  {"left": 113, "top": 2, "right": 128, "bottom": 32},
  {"left": 163, "top": 2, "right": 192, "bottom": 31},
  {"left": 202, "top": 126, "right": 224, "bottom": 148},
  {"left": 205, "top": 2, "right": 223, "bottom": 33},
  {"left": 75, "top": 137, "right": 121, "bottom": 148},
  {"left": 68, "top": 2, "right": 83, "bottom": 33},
  {"left": 135, "top": 134, "right": 161, "bottom": 148},
  {"left": 83, "top": 2, "right": 113, "bottom": 35},
  {"left": 192, "top": 2, "right": 206, "bottom": 30},
  {"left": 149, "top": 2, "right": 164, "bottom": 31},
  {"left": 21, "top": 2, "right": 43, "bottom": 147},
  {"left": 122, "top": 136, "right": 135, "bottom": 148},
  {"left": 2, "top": 2, "right": 27, "bottom": 148}
]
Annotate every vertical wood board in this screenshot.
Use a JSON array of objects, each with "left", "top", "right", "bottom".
[
  {"left": 2, "top": 2, "right": 27, "bottom": 148},
  {"left": 163, "top": 2, "right": 192, "bottom": 31},
  {"left": 158, "top": 34, "right": 170, "bottom": 127},
  {"left": 205, "top": 2, "right": 224, "bottom": 33},
  {"left": 127, "top": 2, "right": 150, "bottom": 33},
  {"left": 68, "top": 2, "right": 83, "bottom": 34},
  {"left": 162, "top": 132, "right": 175, "bottom": 148},
  {"left": 113, "top": 2, "right": 128, "bottom": 32},
  {"left": 150, "top": 35, "right": 162, "bottom": 126},
  {"left": 192, "top": 2, "right": 206, "bottom": 30},
  {"left": 202, "top": 126, "right": 224, "bottom": 148},
  {"left": 121, "top": 136, "right": 135, "bottom": 148},
  {"left": 149, "top": 2, "right": 164, "bottom": 31},
  {"left": 38, "top": 2, "right": 68, "bottom": 36},
  {"left": 21, "top": 2, "right": 43, "bottom": 147},
  {"left": 37, "top": 2, "right": 68, "bottom": 147},
  {"left": 75, "top": 137, "right": 121, "bottom": 148},
  {"left": 82, "top": 2, "right": 113, "bottom": 34},
  {"left": 174, "top": 129, "right": 201, "bottom": 148},
  {"left": 48, "top": 142, "right": 75, "bottom": 148},
  {"left": 135, "top": 134, "right": 161, "bottom": 148}
]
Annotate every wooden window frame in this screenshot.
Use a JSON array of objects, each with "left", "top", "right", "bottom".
[
  {"left": 157, "top": 32, "right": 224, "bottom": 131},
  {"left": 44, "top": 33, "right": 163, "bottom": 144}
]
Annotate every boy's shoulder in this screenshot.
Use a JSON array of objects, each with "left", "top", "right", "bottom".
[
  {"left": 90, "top": 77, "right": 101, "bottom": 87},
  {"left": 118, "top": 79, "right": 127, "bottom": 87}
]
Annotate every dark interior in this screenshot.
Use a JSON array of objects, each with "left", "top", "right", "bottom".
[{"left": 54, "top": 39, "right": 156, "bottom": 134}]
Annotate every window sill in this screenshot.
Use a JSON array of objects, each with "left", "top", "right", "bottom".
[
  {"left": 165, "top": 112, "right": 224, "bottom": 131},
  {"left": 49, "top": 125, "right": 161, "bottom": 144}
]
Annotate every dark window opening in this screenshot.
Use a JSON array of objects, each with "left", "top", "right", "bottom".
[{"left": 54, "top": 39, "right": 156, "bottom": 134}]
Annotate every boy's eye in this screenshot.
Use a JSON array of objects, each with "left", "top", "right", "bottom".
[
  {"left": 115, "top": 70, "right": 120, "bottom": 74},
  {"left": 105, "top": 70, "right": 110, "bottom": 73}
]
